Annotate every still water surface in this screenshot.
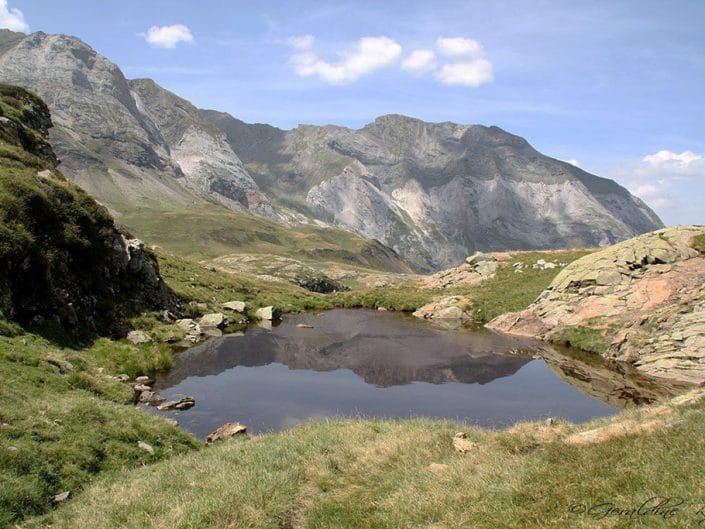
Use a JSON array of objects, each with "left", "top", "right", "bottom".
[{"left": 148, "top": 310, "right": 625, "bottom": 437}]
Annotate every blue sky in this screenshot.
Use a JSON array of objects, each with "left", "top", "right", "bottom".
[{"left": 2, "top": 0, "right": 704, "bottom": 226}]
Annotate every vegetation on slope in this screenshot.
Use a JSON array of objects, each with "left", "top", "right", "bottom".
[
  {"left": 0, "top": 335, "right": 198, "bottom": 528},
  {"left": 460, "top": 251, "right": 593, "bottom": 323},
  {"left": 0, "top": 84, "right": 176, "bottom": 342},
  {"left": 121, "top": 204, "right": 413, "bottom": 274}
]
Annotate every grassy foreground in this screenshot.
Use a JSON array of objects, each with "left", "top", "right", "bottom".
[
  {"left": 23, "top": 398, "right": 705, "bottom": 529},
  {"left": 0, "top": 335, "right": 199, "bottom": 527}
]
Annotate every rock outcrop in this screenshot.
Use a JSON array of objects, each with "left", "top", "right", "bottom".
[
  {"left": 0, "top": 84, "right": 179, "bottom": 337},
  {"left": 488, "top": 226, "right": 705, "bottom": 384}
]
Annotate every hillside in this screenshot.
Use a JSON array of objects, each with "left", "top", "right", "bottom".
[{"left": 0, "top": 83, "right": 178, "bottom": 339}]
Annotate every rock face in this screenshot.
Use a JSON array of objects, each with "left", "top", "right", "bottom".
[
  {"left": 488, "top": 226, "right": 705, "bottom": 384},
  {"left": 206, "top": 112, "right": 663, "bottom": 270},
  {"left": 0, "top": 84, "right": 179, "bottom": 337},
  {"left": 0, "top": 30, "right": 276, "bottom": 219}
]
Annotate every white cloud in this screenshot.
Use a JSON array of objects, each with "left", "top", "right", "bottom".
[
  {"left": 289, "top": 35, "right": 402, "bottom": 84},
  {"left": 0, "top": 0, "right": 28, "bottom": 33},
  {"left": 640, "top": 150, "right": 705, "bottom": 179},
  {"left": 436, "top": 37, "right": 483, "bottom": 58},
  {"left": 287, "top": 34, "right": 493, "bottom": 88},
  {"left": 435, "top": 59, "right": 493, "bottom": 87},
  {"left": 565, "top": 159, "right": 581, "bottom": 167},
  {"left": 606, "top": 149, "right": 705, "bottom": 225},
  {"left": 143, "top": 24, "right": 194, "bottom": 49},
  {"left": 401, "top": 49, "right": 437, "bottom": 74}
]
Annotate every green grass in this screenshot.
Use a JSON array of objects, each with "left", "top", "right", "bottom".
[
  {"left": 120, "top": 204, "right": 412, "bottom": 274},
  {"left": 549, "top": 325, "right": 611, "bottom": 354},
  {"left": 455, "top": 251, "right": 593, "bottom": 323},
  {"left": 155, "top": 250, "right": 335, "bottom": 315},
  {"left": 333, "top": 284, "right": 436, "bottom": 312},
  {"left": 0, "top": 335, "right": 199, "bottom": 527},
  {"left": 21, "top": 398, "right": 705, "bottom": 529}
]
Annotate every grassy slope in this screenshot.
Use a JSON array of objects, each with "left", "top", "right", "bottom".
[
  {"left": 24, "top": 401, "right": 705, "bottom": 529},
  {"left": 120, "top": 205, "right": 413, "bottom": 274},
  {"left": 0, "top": 335, "right": 198, "bottom": 527}
]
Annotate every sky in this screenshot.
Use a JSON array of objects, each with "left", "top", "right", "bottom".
[{"left": 2, "top": 0, "right": 704, "bottom": 226}]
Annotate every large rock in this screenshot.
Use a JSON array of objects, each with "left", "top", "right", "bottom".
[
  {"left": 157, "top": 397, "right": 195, "bottom": 411},
  {"left": 199, "top": 313, "right": 228, "bottom": 329},
  {"left": 255, "top": 306, "right": 282, "bottom": 321},
  {"left": 488, "top": 226, "right": 705, "bottom": 384},
  {"left": 413, "top": 296, "right": 473, "bottom": 328},
  {"left": 222, "top": 301, "right": 247, "bottom": 313},
  {"left": 126, "top": 330, "right": 152, "bottom": 344}
]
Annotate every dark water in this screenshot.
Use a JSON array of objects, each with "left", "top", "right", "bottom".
[{"left": 146, "top": 309, "right": 672, "bottom": 438}]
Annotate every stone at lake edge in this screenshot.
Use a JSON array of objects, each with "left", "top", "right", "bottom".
[
  {"left": 255, "top": 306, "right": 282, "bottom": 321},
  {"left": 206, "top": 422, "right": 247, "bottom": 443},
  {"left": 157, "top": 397, "right": 196, "bottom": 411},
  {"left": 199, "top": 313, "right": 228, "bottom": 329}
]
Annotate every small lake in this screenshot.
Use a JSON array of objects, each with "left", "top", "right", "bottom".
[{"left": 146, "top": 309, "right": 676, "bottom": 437}]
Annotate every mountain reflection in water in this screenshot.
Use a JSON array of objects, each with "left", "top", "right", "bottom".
[{"left": 148, "top": 310, "right": 682, "bottom": 437}]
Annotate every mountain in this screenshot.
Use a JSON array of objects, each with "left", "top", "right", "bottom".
[
  {"left": 0, "top": 83, "right": 178, "bottom": 339},
  {"left": 0, "top": 29, "right": 663, "bottom": 271},
  {"left": 204, "top": 111, "right": 663, "bottom": 270},
  {"left": 0, "top": 29, "right": 276, "bottom": 219}
]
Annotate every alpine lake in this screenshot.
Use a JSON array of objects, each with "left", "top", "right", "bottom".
[{"left": 144, "top": 309, "right": 682, "bottom": 438}]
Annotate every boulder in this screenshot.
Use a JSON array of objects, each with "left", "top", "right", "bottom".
[
  {"left": 222, "top": 301, "right": 247, "bottom": 313},
  {"left": 157, "top": 397, "right": 195, "bottom": 411},
  {"left": 126, "top": 330, "right": 152, "bottom": 344},
  {"left": 474, "top": 260, "right": 499, "bottom": 277},
  {"left": 487, "top": 226, "right": 705, "bottom": 384},
  {"left": 199, "top": 313, "right": 228, "bottom": 329},
  {"left": 466, "top": 252, "right": 496, "bottom": 266},
  {"left": 206, "top": 422, "right": 247, "bottom": 443},
  {"left": 255, "top": 306, "right": 282, "bottom": 321},
  {"left": 138, "top": 391, "right": 165, "bottom": 405},
  {"left": 413, "top": 296, "right": 472, "bottom": 327},
  {"left": 52, "top": 491, "right": 70, "bottom": 505}
]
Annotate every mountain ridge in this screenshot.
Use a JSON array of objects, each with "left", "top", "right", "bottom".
[{"left": 0, "top": 29, "right": 663, "bottom": 271}]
